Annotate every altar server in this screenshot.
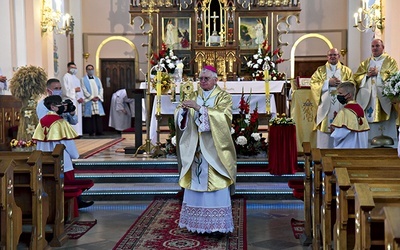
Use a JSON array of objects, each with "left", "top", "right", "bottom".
[
  {"left": 330, "top": 82, "right": 370, "bottom": 148},
  {"left": 62, "top": 62, "right": 84, "bottom": 136},
  {"left": 175, "top": 65, "right": 237, "bottom": 235}
]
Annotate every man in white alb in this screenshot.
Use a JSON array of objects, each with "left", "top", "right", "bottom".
[{"left": 62, "top": 62, "right": 84, "bottom": 136}]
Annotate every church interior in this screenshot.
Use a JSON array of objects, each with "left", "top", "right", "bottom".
[{"left": 1, "top": 0, "right": 400, "bottom": 249}]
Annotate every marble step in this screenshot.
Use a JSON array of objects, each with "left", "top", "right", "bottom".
[{"left": 76, "top": 171, "right": 304, "bottom": 201}]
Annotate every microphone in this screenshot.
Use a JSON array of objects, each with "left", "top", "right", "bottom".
[{"left": 139, "top": 68, "right": 147, "bottom": 82}]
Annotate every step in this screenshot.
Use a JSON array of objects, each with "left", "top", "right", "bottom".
[
  {"left": 75, "top": 172, "right": 305, "bottom": 201},
  {"left": 79, "top": 182, "right": 297, "bottom": 201},
  {"left": 75, "top": 172, "right": 305, "bottom": 184}
]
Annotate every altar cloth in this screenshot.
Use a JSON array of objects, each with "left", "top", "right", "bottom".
[{"left": 268, "top": 124, "right": 298, "bottom": 175}]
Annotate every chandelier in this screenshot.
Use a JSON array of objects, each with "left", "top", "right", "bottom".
[
  {"left": 41, "top": 0, "right": 74, "bottom": 36},
  {"left": 353, "top": 0, "right": 384, "bottom": 32}
]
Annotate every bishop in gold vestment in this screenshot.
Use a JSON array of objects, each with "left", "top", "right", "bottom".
[{"left": 175, "top": 66, "right": 236, "bottom": 234}]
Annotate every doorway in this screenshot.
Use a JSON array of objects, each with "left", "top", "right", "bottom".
[{"left": 100, "top": 59, "right": 136, "bottom": 131}]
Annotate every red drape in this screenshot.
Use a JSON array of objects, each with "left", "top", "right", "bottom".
[{"left": 268, "top": 125, "right": 298, "bottom": 175}]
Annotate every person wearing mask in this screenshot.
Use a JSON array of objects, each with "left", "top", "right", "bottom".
[
  {"left": 81, "top": 64, "right": 105, "bottom": 136},
  {"left": 353, "top": 39, "right": 399, "bottom": 145},
  {"left": 174, "top": 65, "right": 237, "bottom": 236},
  {"left": 310, "top": 48, "right": 353, "bottom": 148},
  {"left": 109, "top": 89, "right": 134, "bottom": 132},
  {"left": 33, "top": 95, "right": 94, "bottom": 211},
  {"left": 330, "top": 81, "right": 370, "bottom": 148},
  {"left": 37, "top": 78, "right": 78, "bottom": 125},
  {"left": 62, "top": 62, "right": 84, "bottom": 136}
]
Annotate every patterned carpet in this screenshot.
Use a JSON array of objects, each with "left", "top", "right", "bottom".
[
  {"left": 75, "top": 138, "right": 125, "bottom": 159},
  {"left": 113, "top": 198, "right": 247, "bottom": 250}
]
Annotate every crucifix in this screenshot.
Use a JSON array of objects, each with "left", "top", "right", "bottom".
[{"left": 210, "top": 11, "right": 219, "bottom": 36}]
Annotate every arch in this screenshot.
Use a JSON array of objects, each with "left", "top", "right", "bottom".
[
  {"left": 290, "top": 34, "right": 333, "bottom": 79},
  {"left": 95, "top": 36, "right": 139, "bottom": 78}
]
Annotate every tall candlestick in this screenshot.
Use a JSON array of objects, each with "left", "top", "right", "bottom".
[
  {"left": 264, "top": 69, "right": 270, "bottom": 114},
  {"left": 156, "top": 71, "right": 162, "bottom": 114}
]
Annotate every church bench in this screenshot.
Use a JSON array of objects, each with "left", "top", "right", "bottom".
[
  {"left": 0, "top": 159, "right": 22, "bottom": 250},
  {"left": 332, "top": 167, "right": 400, "bottom": 250},
  {"left": 301, "top": 141, "right": 397, "bottom": 248},
  {"left": 320, "top": 157, "right": 400, "bottom": 250},
  {"left": 5, "top": 151, "right": 49, "bottom": 250},
  {"left": 0, "top": 145, "right": 70, "bottom": 247},
  {"left": 382, "top": 206, "right": 400, "bottom": 250},
  {"left": 352, "top": 183, "right": 400, "bottom": 250}
]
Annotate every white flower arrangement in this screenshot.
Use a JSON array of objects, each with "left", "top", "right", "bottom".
[
  {"left": 251, "top": 133, "right": 261, "bottom": 141},
  {"left": 235, "top": 136, "right": 248, "bottom": 146},
  {"left": 383, "top": 71, "right": 400, "bottom": 101},
  {"left": 269, "top": 113, "right": 295, "bottom": 125}
]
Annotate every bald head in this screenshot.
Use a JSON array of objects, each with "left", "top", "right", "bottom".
[{"left": 327, "top": 48, "right": 340, "bottom": 65}]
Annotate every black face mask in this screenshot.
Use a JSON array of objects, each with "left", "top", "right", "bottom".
[
  {"left": 56, "top": 105, "right": 65, "bottom": 115},
  {"left": 337, "top": 94, "right": 347, "bottom": 105}
]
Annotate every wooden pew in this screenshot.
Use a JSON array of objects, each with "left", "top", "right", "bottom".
[
  {"left": 0, "top": 159, "right": 22, "bottom": 250},
  {"left": 302, "top": 142, "right": 397, "bottom": 249},
  {"left": 0, "top": 144, "right": 68, "bottom": 247},
  {"left": 11, "top": 151, "right": 49, "bottom": 250},
  {"left": 353, "top": 183, "right": 400, "bottom": 249},
  {"left": 322, "top": 157, "right": 400, "bottom": 250},
  {"left": 331, "top": 164, "right": 400, "bottom": 250},
  {"left": 382, "top": 206, "right": 400, "bottom": 250}
]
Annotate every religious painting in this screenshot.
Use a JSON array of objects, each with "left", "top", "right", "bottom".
[
  {"left": 162, "top": 17, "right": 191, "bottom": 50},
  {"left": 238, "top": 17, "right": 268, "bottom": 49}
]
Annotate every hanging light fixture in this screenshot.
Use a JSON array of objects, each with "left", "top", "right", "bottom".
[
  {"left": 41, "top": 0, "right": 74, "bottom": 36},
  {"left": 353, "top": 0, "right": 384, "bottom": 32}
]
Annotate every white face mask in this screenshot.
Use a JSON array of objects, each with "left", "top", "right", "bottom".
[
  {"left": 87, "top": 70, "right": 94, "bottom": 76},
  {"left": 70, "top": 68, "right": 78, "bottom": 75}
]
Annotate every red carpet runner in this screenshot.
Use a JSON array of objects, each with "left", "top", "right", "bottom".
[
  {"left": 65, "top": 220, "right": 97, "bottom": 239},
  {"left": 113, "top": 198, "right": 247, "bottom": 249}
]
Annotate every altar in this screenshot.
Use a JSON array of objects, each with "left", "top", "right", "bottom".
[{"left": 140, "top": 81, "right": 285, "bottom": 145}]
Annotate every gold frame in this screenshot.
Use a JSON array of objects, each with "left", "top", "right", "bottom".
[
  {"left": 162, "top": 17, "right": 192, "bottom": 50},
  {"left": 238, "top": 17, "right": 268, "bottom": 49}
]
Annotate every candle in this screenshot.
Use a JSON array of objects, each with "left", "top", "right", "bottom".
[
  {"left": 156, "top": 71, "right": 162, "bottom": 96},
  {"left": 358, "top": 8, "right": 362, "bottom": 22},
  {"left": 156, "top": 71, "right": 162, "bottom": 114},
  {"left": 354, "top": 13, "right": 358, "bottom": 26},
  {"left": 264, "top": 69, "right": 270, "bottom": 114}
]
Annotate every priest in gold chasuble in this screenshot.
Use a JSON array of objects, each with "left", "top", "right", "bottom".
[
  {"left": 175, "top": 65, "right": 236, "bottom": 234},
  {"left": 353, "top": 39, "right": 399, "bottom": 144},
  {"left": 310, "top": 48, "right": 353, "bottom": 148}
]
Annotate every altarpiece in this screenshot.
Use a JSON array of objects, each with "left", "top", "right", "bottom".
[{"left": 129, "top": 0, "right": 301, "bottom": 79}]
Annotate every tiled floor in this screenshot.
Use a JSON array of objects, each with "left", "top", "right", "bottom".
[{"left": 51, "top": 132, "right": 310, "bottom": 249}]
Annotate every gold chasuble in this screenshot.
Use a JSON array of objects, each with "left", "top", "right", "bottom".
[
  {"left": 33, "top": 112, "right": 78, "bottom": 141},
  {"left": 175, "top": 85, "right": 236, "bottom": 194},
  {"left": 353, "top": 53, "right": 398, "bottom": 123},
  {"left": 310, "top": 62, "right": 353, "bottom": 132}
]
